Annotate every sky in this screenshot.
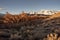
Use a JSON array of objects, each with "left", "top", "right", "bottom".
[{"left": 0, "top": 0, "right": 60, "bottom": 14}]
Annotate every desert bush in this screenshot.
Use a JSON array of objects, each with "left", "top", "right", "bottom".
[{"left": 43, "top": 33, "right": 60, "bottom": 40}]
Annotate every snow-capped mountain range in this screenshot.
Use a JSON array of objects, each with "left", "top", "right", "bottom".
[{"left": 29, "top": 10, "right": 59, "bottom": 15}]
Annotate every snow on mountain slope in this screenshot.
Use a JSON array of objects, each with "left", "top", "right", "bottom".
[
  {"left": 29, "top": 10, "right": 58, "bottom": 15},
  {"left": 37, "top": 10, "right": 58, "bottom": 15}
]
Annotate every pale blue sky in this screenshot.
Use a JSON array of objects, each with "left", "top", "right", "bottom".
[{"left": 0, "top": 0, "right": 60, "bottom": 14}]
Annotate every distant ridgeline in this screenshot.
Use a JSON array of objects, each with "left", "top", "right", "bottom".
[
  {"left": 29, "top": 10, "right": 58, "bottom": 15},
  {"left": 0, "top": 11, "right": 60, "bottom": 24},
  {"left": 0, "top": 12, "right": 49, "bottom": 24}
]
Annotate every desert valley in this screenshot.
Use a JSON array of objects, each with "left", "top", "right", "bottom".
[{"left": 0, "top": 10, "right": 60, "bottom": 40}]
